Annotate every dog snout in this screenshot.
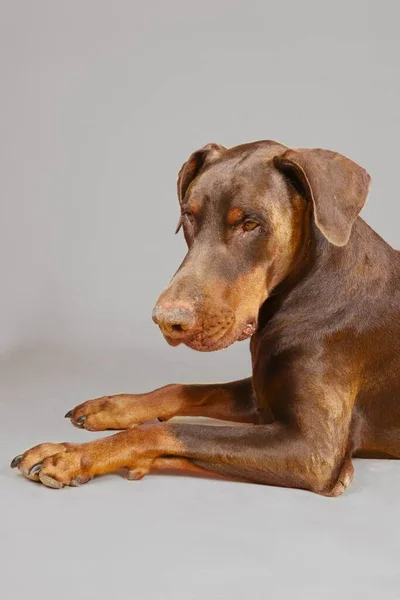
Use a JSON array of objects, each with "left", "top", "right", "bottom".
[{"left": 152, "top": 304, "right": 197, "bottom": 339}]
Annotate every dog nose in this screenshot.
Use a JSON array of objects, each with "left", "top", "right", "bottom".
[{"left": 152, "top": 304, "right": 196, "bottom": 338}]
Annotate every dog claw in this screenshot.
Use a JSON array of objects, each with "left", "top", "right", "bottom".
[
  {"left": 29, "top": 462, "right": 43, "bottom": 476},
  {"left": 39, "top": 472, "right": 64, "bottom": 489},
  {"left": 70, "top": 476, "right": 90, "bottom": 487},
  {"left": 10, "top": 454, "right": 23, "bottom": 469},
  {"left": 75, "top": 416, "right": 87, "bottom": 426},
  {"left": 64, "top": 410, "right": 73, "bottom": 418},
  {"left": 126, "top": 469, "right": 145, "bottom": 481}
]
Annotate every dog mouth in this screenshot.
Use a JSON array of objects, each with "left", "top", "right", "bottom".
[
  {"left": 163, "top": 319, "right": 257, "bottom": 352},
  {"left": 237, "top": 321, "right": 257, "bottom": 341}
]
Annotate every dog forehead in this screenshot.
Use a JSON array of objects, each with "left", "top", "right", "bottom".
[{"left": 188, "top": 151, "right": 287, "bottom": 210}]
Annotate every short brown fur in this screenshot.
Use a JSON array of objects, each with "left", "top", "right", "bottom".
[{"left": 11, "top": 140, "right": 400, "bottom": 496}]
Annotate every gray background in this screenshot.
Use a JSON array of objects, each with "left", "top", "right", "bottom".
[{"left": 1, "top": 1, "right": 399, "bottom": 599}]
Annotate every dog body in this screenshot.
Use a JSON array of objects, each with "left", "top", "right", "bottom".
[
  {"left": 251, "top": 215, "right": 400, "bottom": 465},
  {"left": 12, "top": 141, "right": 400, "bottom": 495}
]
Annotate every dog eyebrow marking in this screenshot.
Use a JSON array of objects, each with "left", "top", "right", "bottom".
[
  {"left": 186, "top": 200, "right": 202, "bottom": 214},
  {"left": 227, "top": 207, "right": 244, "bottom": 225}
]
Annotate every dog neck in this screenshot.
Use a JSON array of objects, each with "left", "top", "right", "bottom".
[{"left": 255, "top": 217, "right": 395, "bottom": 349}]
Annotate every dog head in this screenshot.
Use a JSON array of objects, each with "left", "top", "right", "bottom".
[{"left": 152, "top": 141, "right": 370, "bottom": 351}]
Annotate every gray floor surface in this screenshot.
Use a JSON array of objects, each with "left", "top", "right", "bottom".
[{"left": 1, "top": 347, "right": 399, "bottom": 600}]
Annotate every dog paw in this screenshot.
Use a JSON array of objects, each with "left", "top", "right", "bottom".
[
  {"left": 64, "top": 395, "right": 141, "bottom": 431},
  {"left": 65, "top": 394, "right": 172, "bottom": 431},
  {"left": 10, "top": 442, "right": 90, "bottom": 488},
  {"left": 11, "top": 430, "right": 156, "bottom": 489}
]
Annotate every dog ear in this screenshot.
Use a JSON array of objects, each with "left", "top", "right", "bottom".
[
  {"left": 177, "top": 143, "right": 226, "bottom": 205},
  {"left": 175, "top": 143, "right": 226, "bottom": 234},
  {"left": 274, "top": 148, "right": 371, "bottom": 246}
]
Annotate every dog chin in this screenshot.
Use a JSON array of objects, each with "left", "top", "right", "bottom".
[{"left": 163, "top": 321, "right": 257, "bottom": 352}]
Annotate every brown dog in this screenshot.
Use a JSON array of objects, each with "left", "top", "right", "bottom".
[{"left": 11, "top": 140, "right": 400, "bottom": 496}]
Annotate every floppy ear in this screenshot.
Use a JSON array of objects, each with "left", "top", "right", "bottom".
[
  {"left": 177, "top": 143, "right": 226, "bottom": 205},
  {"left": 274, "top": 148, "right": 371, "bottom": 246}
]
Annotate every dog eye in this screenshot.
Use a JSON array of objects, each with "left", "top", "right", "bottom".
[{"left": 242, "top": 220, "right": 259, "bottom": 232}]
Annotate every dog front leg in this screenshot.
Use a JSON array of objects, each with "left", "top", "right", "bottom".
[
  {"left": 65, "top": 378, "right": 260, "bottom": 431},
  {"left": 13, "top": 422, "right": 352, "bottom": 496}
]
